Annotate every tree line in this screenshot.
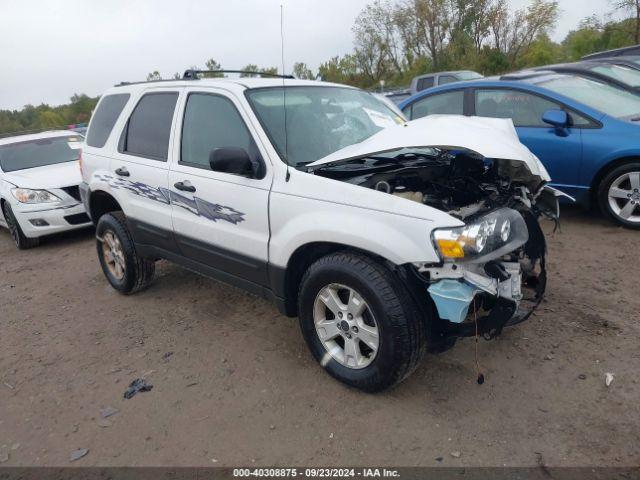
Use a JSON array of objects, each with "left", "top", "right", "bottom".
[{"left": 1, "top": 0, "right": 638, "bottom": 136}]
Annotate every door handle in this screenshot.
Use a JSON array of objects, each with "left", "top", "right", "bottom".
[
  {"left": 115, "top": 167, "right": 130, "bottom": 177},
  {"left": 174, "top": 180, "right": 196, "bottom": 193}
]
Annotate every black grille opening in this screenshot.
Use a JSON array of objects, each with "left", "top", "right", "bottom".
[
  {"left": 64, "top": 213, "right": 90, "bottom": 225},
  {"left": 61, "top": 185, "right": 81, "bottom": 201}
]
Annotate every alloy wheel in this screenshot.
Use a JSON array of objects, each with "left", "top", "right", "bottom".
[
  {"left": 101, "top": 230, "right": 126, "bottom": 280},
  {"left": 313, "top": 283, "right": 379, "bottom": 369},
  {"left": 608, "top": 171, "right": 640, "bottom": 224}
]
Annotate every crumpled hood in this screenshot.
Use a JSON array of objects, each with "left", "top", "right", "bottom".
[
  {"left": 2, "top": 161, "right": 82, "bottom": 189},
  {"left": 308, "top": 115, "right": 551, "bottom": 185}
]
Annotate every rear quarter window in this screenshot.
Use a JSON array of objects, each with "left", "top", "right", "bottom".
[{"left": 86, "top": 94, "right": 130, "bottom": 148}]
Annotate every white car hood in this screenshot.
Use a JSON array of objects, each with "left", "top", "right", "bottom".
[
  {"left": 2, "top": 160, "right": 82, "bottom": 189},
  {"left": 308, "top": 115, "right": 551, "bottom": 185}
]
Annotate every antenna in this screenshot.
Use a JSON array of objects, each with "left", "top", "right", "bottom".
[{"left": 280, "top": 4, "right": 291, "bottom": 182}]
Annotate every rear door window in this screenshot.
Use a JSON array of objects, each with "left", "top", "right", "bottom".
[
  {"left": 120, "top": 92, "right": 179, "bottom": 161},
  {"left": 405, "top": 91, "right": 465, "bottom": 119},
  {"left": 86, "top": 94, "right": 130, "bottom": 148}
]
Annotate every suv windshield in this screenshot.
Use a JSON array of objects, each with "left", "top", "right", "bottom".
[
  {"left": 246, "top": 86, "right": 402, "bottom": 167},
  {"left": 0, "top": 135, "right": 81, "bottom": 172},
  {"left": 538, "top": 76, "right": 640, "bottom": 120}
]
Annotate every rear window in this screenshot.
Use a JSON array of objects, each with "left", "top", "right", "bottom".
[
  {"left": 120, "top": 92, "right": 178, "bottom": 161},
  {"left": 86, "top": 94, "right": 130, "bottom": 148},
  {"left": 0, "top": 136, "right": 81, "bottom": 172}
]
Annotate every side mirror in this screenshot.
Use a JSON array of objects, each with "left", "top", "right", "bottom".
[
  {"left": 542, "top": 109, "right": 569, "bottom": 129},
  {"left": 209, "top": 147, "right": 255, "bottom": 177}
]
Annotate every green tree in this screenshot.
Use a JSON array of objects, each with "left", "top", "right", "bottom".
[
  {"left": 293, "top": 62, "right": 316, "bottom": 79},
  {"left": 613, "top": 0, "right": 640, "bottom": 43},
  {"left": 204, "top": 59, "right": 224, "bottom": 77},
  {"left": 518, "top": 32, "right": 563, "bottom": 68},
  {"left": 240, "top": 64, "right": 260, "bottom": 77},
  {"left": 259, "top": 67, "right": 279, "bottom": 76}
]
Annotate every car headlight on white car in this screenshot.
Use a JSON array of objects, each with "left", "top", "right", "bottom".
[
  {"left": 433, "top": 208, "right": 529, "bottom": 263},
  {"left": 11, "top": 188, "right": 61, "bottom": 204}
]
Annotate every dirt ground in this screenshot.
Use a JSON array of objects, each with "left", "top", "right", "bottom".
[{"left": 0, "top": 205, "right": 639, "bottom": 468}]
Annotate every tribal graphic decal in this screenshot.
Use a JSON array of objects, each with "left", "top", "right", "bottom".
[{"left": 96, "top": 174, "right": 245, "bottom": 225}]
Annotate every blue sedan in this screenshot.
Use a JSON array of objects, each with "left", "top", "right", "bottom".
[{"left": 399, "top": 72, "right": 640, "bottom": 228}]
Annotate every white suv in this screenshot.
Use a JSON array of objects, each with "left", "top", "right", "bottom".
[
  {"left": 80, "top": 71, "right": 561, "bottom": 391},
  {"left": 0, "top": 130, "right": 92, "bottom": 249}
]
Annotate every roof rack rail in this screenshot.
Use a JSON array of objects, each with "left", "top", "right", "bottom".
[
  {"left": 182, "top": 69, "right": 294, "bottom": 80},
  {"left": 114, "top": 78, "right": 183, "bottom": 87}
]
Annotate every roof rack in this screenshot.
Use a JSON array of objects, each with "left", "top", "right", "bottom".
[
  {"left": 182, "top": 69, "right": 294, "bottom": 80},
  {"left": 114, "top": 69, "right": 296, "bottom": 88}
]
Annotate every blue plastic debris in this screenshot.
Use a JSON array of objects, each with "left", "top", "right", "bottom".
[{"left": 428, "top": 280, "right": 477, "bottom": 323}]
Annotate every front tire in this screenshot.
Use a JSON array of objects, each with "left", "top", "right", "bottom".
[
  {"left": 298, "top": 252, "right": 427, "bottom": 392},
  {"left": 598, "top": 162, "right": 640, "bottom": 229},
  {"left": 2, "top": 202, "right": 39, "bottom": 250},
  {"left": 96, "top": 211, "right": 155, "bottom": 294}
]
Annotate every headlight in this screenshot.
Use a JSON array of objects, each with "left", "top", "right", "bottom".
[
  {"left": 433, "top": 208, "right": 529, "bottom": 263},
  {"left": 11, "top": 188, "right": 60, "bottom": 204}
]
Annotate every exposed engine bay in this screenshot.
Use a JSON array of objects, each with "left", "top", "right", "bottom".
[{"left": 310, "top": 147, "right": 548, "bottom": 221}]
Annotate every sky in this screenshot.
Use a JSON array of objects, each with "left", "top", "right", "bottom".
[{"left": 0, "top": 0, "right": 615, "bottom": 111}]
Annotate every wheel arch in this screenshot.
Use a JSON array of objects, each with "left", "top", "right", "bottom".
[
  {"left": 89, "top": 189, "right": 123, "bottom": 224},
  {"left": 278, "top": 241, "right": 391, "bottom": 317}
]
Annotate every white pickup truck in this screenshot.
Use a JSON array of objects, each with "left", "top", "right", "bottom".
[{"left": 80, "top": 72, "right": 560, "bottom": 391}]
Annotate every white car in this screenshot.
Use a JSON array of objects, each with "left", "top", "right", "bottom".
[
  {"left": 81, "top": 71, "right": 561, "bottom": 391},
  {"left": 0, "top": 131, "right": 92, "bottom": 249}
]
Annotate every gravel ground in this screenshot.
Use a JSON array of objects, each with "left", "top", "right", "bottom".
[{"left": 0, "top": 206, "right": 639, "bottom": 467}]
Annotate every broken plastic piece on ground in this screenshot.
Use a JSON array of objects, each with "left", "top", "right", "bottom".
[
  {"left": 70, "top": 448, "right": 89, "bottom": 462},
  {"left": 605, "top": 372, "right": 614, "bottom": 387},
  {"left": 123, "top": 378, "right": 153, "bottom": 399}
]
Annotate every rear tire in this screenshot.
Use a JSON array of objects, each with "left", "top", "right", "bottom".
[
  {"left": 598, "top": 162, "right": 640, "bottom": 229},
  {"left": 2, "top": 202, "right": 39, "bottom": 250},
  {"left": 298, "top": 251, "right": 427, "bottom": 392},
  {"left": 96, "top": 211, "right": 155, "bottom": 294}
]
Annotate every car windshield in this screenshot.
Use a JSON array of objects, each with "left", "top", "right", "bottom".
[
  {"left": 457, "top": 71, "right": 483, "bottom": 80},
  {"left": 0, "top": 135, "right": 81, "bottom": 172},
  {"left": 588, "top": 64, "right": 640, "bottom": 88},
  {"left": 246, "top": 86, "right": 403, "bottom": 167},
  {"left": 538, "top": 76, "right": 640, "bottom": 120}
]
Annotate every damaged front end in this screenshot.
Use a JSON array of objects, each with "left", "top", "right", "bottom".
[
  {"left": 308, "top": 116, "right": 562, "bottom": 348},
  {"left": 420, "top": 205, "right": 547, "bottom": 342}
]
